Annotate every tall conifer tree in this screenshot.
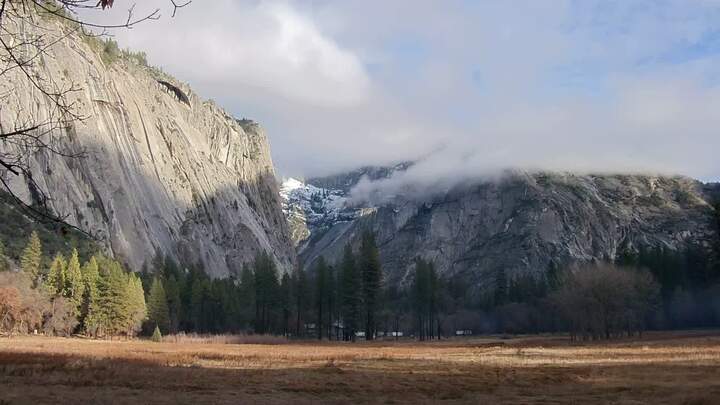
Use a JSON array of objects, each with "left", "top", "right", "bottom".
[
  {"left": 314, "top": 257, "right": 328, "bottom": 340},
  {"left": 47, "top": 253, "right": 67, "bottom": 295},
  {"left": 340, "top": 244, "right": 361, "bottom": 341},
  {"left": 359, "top": 231, "right": 381, "bottom": 340},
  {"left": 147, "top": 277, "right": 170, "bottom": 334},
  {"left": 81, "top": 256, "right": 101, "bottom": 334},
  {"left": 21, "top": 231, "right": 42, "bottom": 285},
  {"left": 64, "top": 249, "right": 85, "bottom": 317}
]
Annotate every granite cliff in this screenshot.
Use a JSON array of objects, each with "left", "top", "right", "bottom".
[{"left": 0, "top": 14, "right": 295, "bottom": 276}]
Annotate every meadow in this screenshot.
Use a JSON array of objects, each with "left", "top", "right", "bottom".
[{"left": 0, "top": 331, "right": 719, "bottom": 404}]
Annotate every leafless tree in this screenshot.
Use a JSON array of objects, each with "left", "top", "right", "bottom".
[
  {"left": 551, "top": 263, "right": 660, "bottom": 341},
  {"left": 0, "top": 0, "right": 189, "bottom": 235}
]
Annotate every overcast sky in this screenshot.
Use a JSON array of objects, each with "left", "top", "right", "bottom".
[{"left": 89, "top": 0, "right": 720, "bottom": 182}]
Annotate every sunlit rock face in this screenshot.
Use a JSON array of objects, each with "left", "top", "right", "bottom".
[
  {"left": 288, "top": 167, "right": 717, "bottom": 292},
  {"left": 0, "top": 16, "right": 295, "bottom": 276}
]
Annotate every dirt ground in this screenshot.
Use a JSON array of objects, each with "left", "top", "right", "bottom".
[{"left": 0, "top": 330, "right": 719, "bottom": 404}]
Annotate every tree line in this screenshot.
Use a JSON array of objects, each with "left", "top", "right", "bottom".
[
  {"left": 2, "top": 227, "right": 719, "bottom": 341},
  {"left": 137, "top": 231, "right": 385, "bottom": 340}
]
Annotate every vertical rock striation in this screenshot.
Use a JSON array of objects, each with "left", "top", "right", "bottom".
[{"left": 0, "top": 15, "right": 295, "bottom": 276}]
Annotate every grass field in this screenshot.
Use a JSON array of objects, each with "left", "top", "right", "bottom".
[{"left": 0, "top": 331, "right": 719, "bottom": 404}]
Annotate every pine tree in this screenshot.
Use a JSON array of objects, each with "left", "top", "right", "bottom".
[
  {"left": 151, "top": 325, "right": 162, "bottom": 342},
  {"left": 20, "top": 231, "right": 42, "bottom": 285},
  {"left": 64, "top": 249, "right": 85, "bottom": 317},
  {"left": 359, "top": 231, "right": 381, "bottom": 340},
  {"left": 340, "top": 244, "right": 361, "bottom": 341},
  {"left": 326, "top": 264, "right": 336, "bottom": 340},
  {"left": 546, "top": 260, "right": 561, "bottom": 292},
  {"left": 147, "top": 277, "right": 170, "bottom": 334},
  {"left": 494, "top": 267, "right": 507, "bottom": 306},
  {"left": 239, "top": 263, "right": 256, "bottom": 330},
  {"left": 165, "top": 275, "right": 181, "bottom": 333},
  {"left": 151, "top": 250, "right": 165, "bottom": 276},
  {"left": 253, "top": 252, "right": 279, "bottom": 334},
  {"left": 0, "top": 240, "right": 9, "bottom": 272},
  {"left": 94, "top": 258, "right": 133, "bottom": 336},
  {"left": 314, "top": 257, "right": 328, "bottom": 340},
  {"left": 127, "top": 273, "right": 147, "bottom": 336},
  {"left": 47, "top": 253, "right": 67, "bottom": 295},
  {"left": 280, "top": 272, "right": 292, "bottom": 337},
  {"left": 294, "top": 266, "right": 306, "bottom": 337},
  {"left": 81, "top": 256, "right": 100, "bottom": 334},
  {"left": 427, "top": 261, "right": 438, "bottom": 339},
  {"left": 190, "top": 275, "right": 210, "bottom": 332},
  {"left": 413, "top": 259, "right": 430, "bottom": 340}
]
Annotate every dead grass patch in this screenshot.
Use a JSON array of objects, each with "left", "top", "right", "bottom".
[{"left": 0, "top": 331, "right": 718, "bottom": 404}]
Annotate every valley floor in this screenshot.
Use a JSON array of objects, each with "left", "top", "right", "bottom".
[{"left": 0, "top": 331, "right": 719, "bottom": 404}]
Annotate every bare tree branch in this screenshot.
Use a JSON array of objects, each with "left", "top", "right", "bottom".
[{"left": 0, "top": 0, "right": 188, "bottom": 237}]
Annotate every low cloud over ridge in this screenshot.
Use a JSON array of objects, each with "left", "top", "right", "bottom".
[{"left": 86, "top": 1, "right": 720, "bottom": 182}]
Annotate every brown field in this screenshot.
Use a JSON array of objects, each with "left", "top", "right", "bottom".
[{"left": 1, "top": 331, "right": 719, "bottom": 404}]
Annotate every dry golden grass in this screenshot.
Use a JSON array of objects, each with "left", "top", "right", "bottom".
[
  {"left": 161, "top": 332, "right": 288, "bottom": 345},
  {"left": 0, "top": 331, "right": 719, "bottom": 404}
]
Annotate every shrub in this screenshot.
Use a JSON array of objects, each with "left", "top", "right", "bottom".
[
  {"left": 151, "top": 325, "right": 162, "bottom": 342},
  {"left": 101, "top": 39, "right": 120, "bottom": 65}
]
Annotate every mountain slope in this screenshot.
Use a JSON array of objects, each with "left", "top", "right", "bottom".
[
  {"left": 0, "top": 14, "right": 295, "bottom": 276},
  {"left": 287, "top": 170, "right": 717, "bottom": 292}
]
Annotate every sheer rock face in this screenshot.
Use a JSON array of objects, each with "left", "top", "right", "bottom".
[
  {"left": 298, "top": 172, "right": 718, "bottom": 291},
  {"left": 0, "top": 17, "right": 295, "bottom": 276}
]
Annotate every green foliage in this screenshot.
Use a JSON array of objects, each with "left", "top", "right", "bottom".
[
  {"left": 81, "top": 34, "right": 151, "bottom": 68},
  {"left": 92, "top": 257, "right": 145, "bottom": 337},
  {"left": 254, "top": 251, "right": 279, "bottom": 334},
  {"left": 340, "top": 244, "right": 361, "bottom": 340},
  {"left": 293, "top": 267, "right": 307, "bottom": 337},
  {"left": 0, "top": 240, "right": 9, "bottom": 272},
  {"left": 80, "top": 256, "right": 100, "bottom": 333},
  {"left": 21, "top": 231, "right": 43, "bottom": 285},
  {"left": 127, "top": 273, "right": 147, "bottom": 335},
  {"left": 147, "top": 277, "right": 170, "bottom": 334},
  {"left": 100, "top": 38, "right": 120, "bottom": 65},
  {"left": 314, "top": 257, "right": 328, "bottom": 339},
  {"left": 46, "top": 253, "right": 67, "bottom": 295},
  {"left": 151, "top": 325, "right": 162, "bottom": 342},
  {"left": 412, "top": 259, "right": 439, "bottom": 340},
  {"left": 165, "top": 275, "right": 182, "bottom": 333},
  {"left": 239, "top": 264, "right": 256, "bottom": 329},
  {"left": 279, "top": 272, "right": 293, "bottom": 336},
  {"left": 64, "top": 249, "right": 84, "bottom": 317},
  {"left": 0, "top": 191, "right": 96, "bottom": 268},
  {"left": 359, "top": 231, "right": 382, "bottom": 340},
  {"left": 190, "top": 276, "right": 210, "bottom": 331}
]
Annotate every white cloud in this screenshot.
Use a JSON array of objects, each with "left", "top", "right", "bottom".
[
  {"left": 81, "top": 1, "right": 720, "bottom": 183},
  {"left": 89, "top": 0, "right": 370, "bottom": 107}
]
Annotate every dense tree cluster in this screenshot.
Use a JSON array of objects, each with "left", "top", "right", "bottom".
[
  {"left": 0, "top": 232, "right": 145, "bottom": 337},
  {"left": 133, "top": 231, "right": 384, "bottom": 339}
]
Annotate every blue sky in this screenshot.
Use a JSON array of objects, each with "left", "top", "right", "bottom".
[{"left": 95, "top": 0, "right": 720, "bottom": 182}]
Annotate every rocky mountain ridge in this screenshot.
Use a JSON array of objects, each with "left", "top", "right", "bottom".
[{"left": 282, "top": 168, "right": 718, "bottom": 292}]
